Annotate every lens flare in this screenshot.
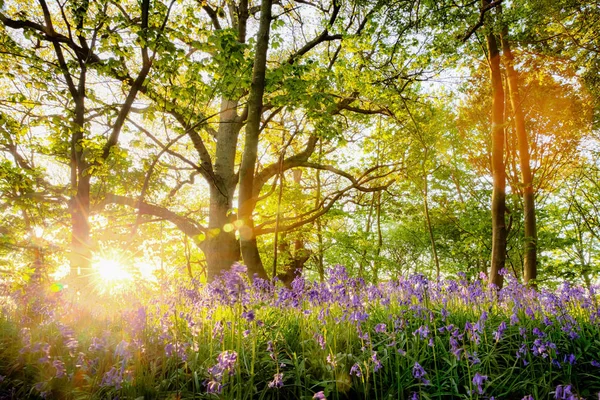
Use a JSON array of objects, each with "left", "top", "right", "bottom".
[
  {"left": 96, "top": 258, "right": 132, "bottom": 282},
  {"left": 92, "top": 255, "right": 133, "bottom": 294}
]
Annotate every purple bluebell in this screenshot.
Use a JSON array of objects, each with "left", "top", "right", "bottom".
[
  {"left": 494, "top": 321, "right": 507, "bottom": 341},
  {"left": 313, "top": 391, "right": 326, "bottom": 400},
  {"left": 350, "top": 363, "right": 362, "bottom": 377},
  {"left": 268, "top": 373, "right": 283, "bottom": 388},
  {"left": 472, "top": 372, "right": 487, "bottom": 394},
  {"left": 412, "top": 362, "right": 430, "bottom": 385}
]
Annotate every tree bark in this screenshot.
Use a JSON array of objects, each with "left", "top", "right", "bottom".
[
  {"left": 374, "top": 190, "right": 383, "bottom": 284},
  {"left": 237, "top": 0, "right": 272, "bottom": 280},
  {"left": 315, "top": 142, "right": 325, "bottom": 282},
  {"left": 500, "top": 26, "right": 537, "bottom": 285},
  {"left": 358, "top": 193, "right": 375, "bottom": 279},
  {"left": 69, "top": 90, "right": 91, "bottom": 289},
  {"left": 483, "top": 0, "right": 507, "bottom": 289},
  {"left": 423, "top": 173, "right": 440, "bottom": 280},
  {"left": 206, "top": 99, "right": 244, "bottom": 280}
]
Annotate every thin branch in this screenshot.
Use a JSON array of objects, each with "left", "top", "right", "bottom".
[{"left": 462, "top": 0, "right": 503, "bottom": 42}]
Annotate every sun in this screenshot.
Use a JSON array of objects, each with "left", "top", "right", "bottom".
[
  {"left": 95, "top": 258, "right": 132, "bottom": 282},
  {"left": 91, "top": 254, "right": 133, "bottom": 293}
]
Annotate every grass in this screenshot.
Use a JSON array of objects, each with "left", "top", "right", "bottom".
[{"left": 0, "top": 266, "right": 599, "bottom": 399}]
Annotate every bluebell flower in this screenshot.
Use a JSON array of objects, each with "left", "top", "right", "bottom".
[
  {"left": 350, "top": 363, "right": 362, "bottom": 377},
  {"left": 494, "top": 321, "right": 507, "bottom": 341},
  {"left": 412, "top": 362, "right": 430, "bottom": 385},
  {"left": 472, "top": 372, "right": 487, "bottom": 394},
  {"left": 313, "top": 391, "right": 326, "bottom": 400},
  {"left": 53, "top": 359, "right": 65, "bottom": 379},
  {"left": 268, "top": 373, "right": 283, "bottom": 388}
]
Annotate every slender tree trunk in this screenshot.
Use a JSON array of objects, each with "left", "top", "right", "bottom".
[
  {"left": 483, "top": 0, "right": 507, "bottom": 289},
  {"left": 272, "top": 141, "right": 286, "bottom": 277},
  {"left": 423, "top": 173, "right": 440, "bottom": 279},
  {"left": 374, "top": 190, "right": 382, "bottom": 284},
  {"left": 359, "top": 193, "right": 375, "bottom": 279},
  {"left": 237, "top": 0, "right": 272, "bottom": 280},
  {"left": 315, "top": 142, "right": 325, "bottom": 282},
  {"left": 500, "top": 27, "right": 537, "bottom": 285},
  {"left": 69, "top": 90, "right": 92, "bottom": 291}
]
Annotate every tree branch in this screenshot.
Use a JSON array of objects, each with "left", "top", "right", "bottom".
[
  {"left": 97, "top": 194, "right": 206, "bottom": 246},
  {"left": 462, "top": 0, "right": 504, "bottom": 42}
]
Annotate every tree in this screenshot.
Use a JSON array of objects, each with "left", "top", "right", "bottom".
[
  {"left": 93, "top": 0, "right": 415, "bottom": 280},
  {"left": 0, "top": 0, "right": 171, "bottom": 290},
  {"left": 480, "top": 0, "right": 507, "bottom": 288},
  {"left": 498, "top": 9, "right": 537, "bottom": 284}
]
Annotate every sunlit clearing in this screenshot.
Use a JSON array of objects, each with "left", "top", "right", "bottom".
[{"left": 92, "top": 255, "right": 133, "bottom": 294}]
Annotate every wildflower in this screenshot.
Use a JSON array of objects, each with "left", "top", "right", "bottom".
[
  {"left": 313, "top": 391, "right": 326, "bottom": 400},
  {"left": 522, "top": 396, "right": 534, "bottom": 400},
  {"left": 165, "top": 343, "right": 175, "bottom": 357},
  {"left": 268, "top": 373, "right": 283, "bottom": 388},
  {"left": 206, "top": 379, "right": 223, "bottom": 394},
  {"left": 327, "top": 354, "right": 337, "bottom": 368},
  {"left": 52, "top": 359, "right": 65, "bottom": 379},
  {"left": 315, "top": 334, "right": 326, "bottom": 350},
  {"left": 241, "top": 310, "right": 255, "bottom": 321},
  {"left": 591, "top": 360, "right": 600, "bottom": 367},
  {"left": 374, "top": 323, "right": 386, "bottom": 333},
  {"left": 114, "top": 340, "right": 130, "bottom": 359},
  {"left": 494, "top": 321, "right": 507, "bottom": 342},
  {"left": 88, "top": 337, "right": 107, "bottom": 352},
  {"left": 553, "top": 384, "right": 576, "bottom": 400},
  {"left": 472, "top": 372, "right": 487, "bottom": 394},
  {"left": 467, "top": 351, "right": 480, "bottom": 365},
  {"left": 413, "top": 325, "right": 430, "bottom": 339},
  {"left": 216, "top": 350, "right": 237, "bottom": 376},
  {"left": 101, "top": 367, "right": 123, "bottom": 389},
  {"left": 533, "top": 327, "right": 546, "bottom": 337},
  {"left": 350, "top": 363, "right": 362, "bottom": 377},
  {"left": 412, "top": 362, "right": 430, "bottom": 385},
  {"left": 267, "top": 340, "right": 275, "bottom": 360},
  {"left": 510, "top": 313, "right": 520, "bottom": 325},
  {"left": 564, "top": 354, "right": 576, "bottom": 365},
  {"left": 371, "top": 352, "right": 383, "bottom": 372},
  {"left": 231, "top": 263, "right": 247, "bottom": 274},
  {"left": 525, "top": 307, "right": 535, "bottom": 319},
  {"left": 450, "top": 336, "right": 462, "bottom": 359}
]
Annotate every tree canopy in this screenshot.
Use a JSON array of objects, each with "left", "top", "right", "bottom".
[{"left": 0, "top": 0, "right": 597, "bottom": 291}]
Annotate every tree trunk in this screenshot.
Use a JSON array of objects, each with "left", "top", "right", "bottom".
[
  {"left": 373, "top": 190, "right": 382, "bottom": 284},
  {"left": 315, "top": 142, "right": 325, "bottom": 282},
  {"left": 500, "top": 27, "right": 537, "bottom": 285},
  {"left": 423, "top": 173, "right": 440, "bottom": 279},
  {"left": 205, "top": 185, "right": 239, "bottom": 280},
  {"left": 237, "top": 0, "right": 272, "bottom": 280},
  {"left": 69, "top": 88, "right": 91, "bottom": 292},
  {"left": 483, "top": 0, "right": 507, "bottom": 289},
  {"left": 358, "top": 193, "right": 375, "bottom": 279},
  {"left": 206, "top": 99, "right": 243, "bottom": 281}
]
